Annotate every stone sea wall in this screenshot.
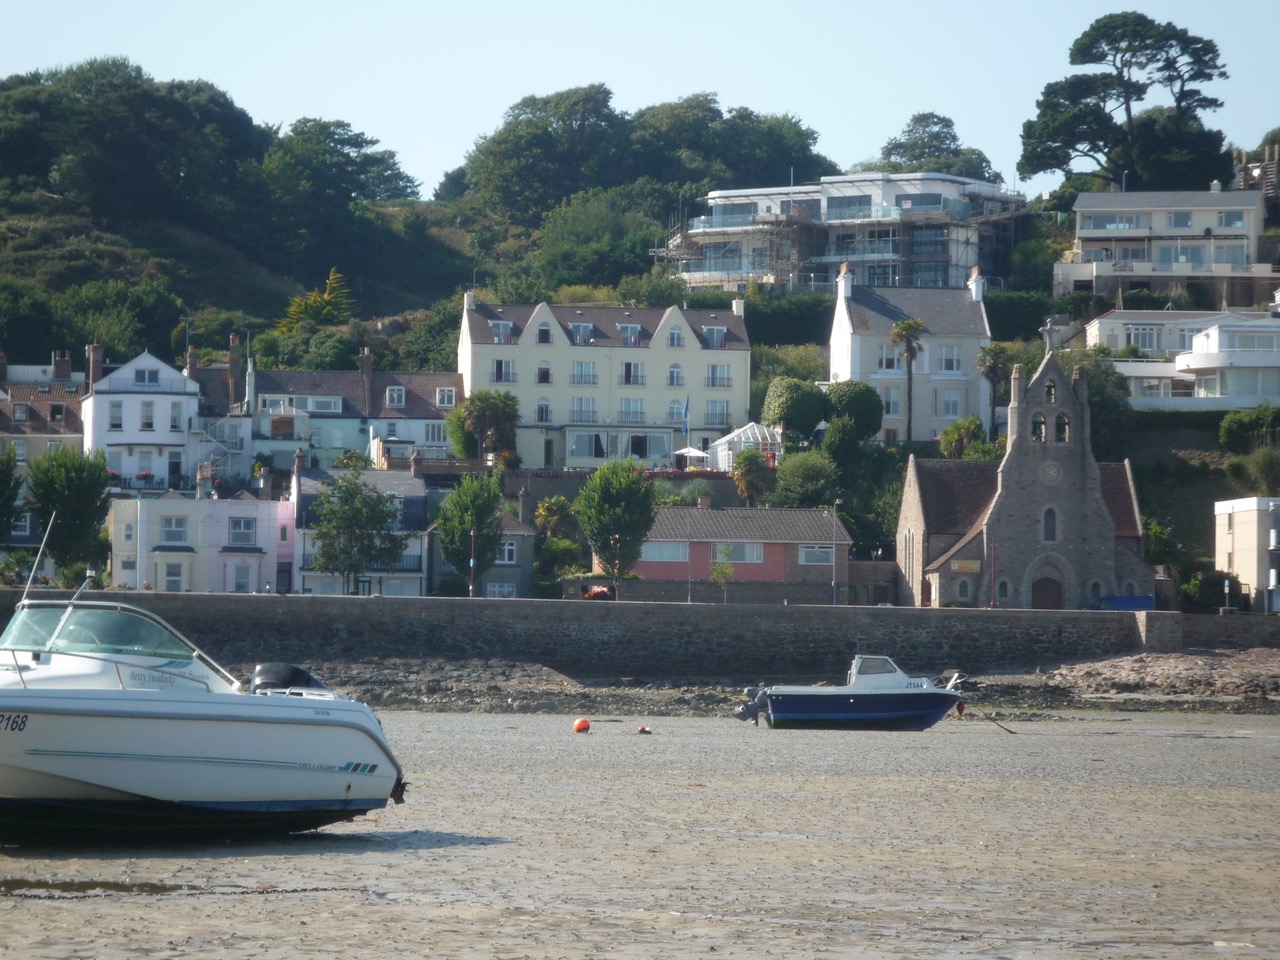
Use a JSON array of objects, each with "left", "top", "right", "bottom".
[{"left": 6, "top": 590, "right": 1275, "bottom": 682}]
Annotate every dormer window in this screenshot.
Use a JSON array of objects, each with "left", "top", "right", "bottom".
[
  {"left": 537, "top": 322, "right": 552, "bottom": 344},
  {"left": 386, "top": 385, "right": 406, "bottom": 408},
  {"left": 490, "top": 320, "right": 514, "bottom": 344},
  {"left": 668, "top": 326, "right": 684, "bottom": 348},
  {"left": 704, "top": 326, "right": 726, "bottom": 349},
  {"left": 12, "top": 404, "right": 28, "bottom": 422},
  {"left": 50, "top": 403, "right": 64, "bottom": 423},
  {"left": 618, "top": 323, "right": 641, "bottom": 347},
  {"left": 134, "top": 368, "right": 159, "bottom": 385},
  {"left": 570, "top": 322, "right": 592, "bottom": 345},
  {"left": 436, "top": 387, "right": 456, "bottom": 408}
]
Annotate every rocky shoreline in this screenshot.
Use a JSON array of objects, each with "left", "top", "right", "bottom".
[{"left": 254, "top": 645, "right": 1280, "bottom": 718}]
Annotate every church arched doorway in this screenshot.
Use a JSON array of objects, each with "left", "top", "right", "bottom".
[{"left": 1031, "top": 576, "right": 1064, "bottom": 609}]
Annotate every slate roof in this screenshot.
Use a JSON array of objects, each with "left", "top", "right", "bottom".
[
  {"left": 910, "top": 460, "right": 1141, "bottom": 540},
  {"left": 297, "top": 468, "right": 427, "bottom": 499},
  {"left": 466, "top": 303, "right": 750, "bottom": 351},
  {"left": 253, "top": 369, "right": 463, "bottom": 419},
  {"left": 0, "top": 382, "right": 85, "bottom": 435},
  {"left": 648, "top": 506, "right": 851, "bottom": 544},
  {"left": 841, "top": 286, "right": 988, "bottom": 338},
  {"left": 1074, "top": 191, "right": 1263, "bottom": 211}
]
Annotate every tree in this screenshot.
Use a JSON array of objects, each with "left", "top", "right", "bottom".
[
  {"left": 730, "top": 448, "right": 770, "bottom": 507},
  {"left": 0, "top": 449, "right": 25, "bottom": 545},
  {"left": 825, "top": 379, "right": 883, "bottom": 442},
  {"left": 768, "top": 450, "right": 842, "bottom": 509},
  {"left": 1018, "top": 13, "right": 1228, "bottom": 188},
  {"left": 939, "top": 415, "right": 986, "bottom": 459},
  {"left": 24, "top": 447, "right": 112, "bottom": 571},
  {"left": 278, "top": 268, "right": 357, "bottom": 335},
  {"left": 750, "top": 343, "right": 829, "bottom": 421},
  {"left": 458, "top": 390, "right": 519, "bottom": 458},
  {"left": 870, "top": 112, "right": 999, "bottom": 181},
  {"left": 310, "top": 470, "right": 411, "bottom": 595},
  {"left": 760, "top": 377, "right": 825, "bottom": 441},
  {"left": 976, "top": 342, "right": 1013, "bottom": 440},
  {"left": 574, "top": 459, "right": 656, "bottom": 584},
  {"left": 890, "top": 319, "right": 925, "bottom": 443},
  {"left": 710, "top": 547, "right": 734, "bottom": 603},
  {"left": 534, "top": 494, "right": 576, "bottom": 541},
  {"left": 1056, "top": 346, "right": 1135, "bottom": 461},
  {"left": 435, "top": 473, "right": 505, "bottom": 596}
]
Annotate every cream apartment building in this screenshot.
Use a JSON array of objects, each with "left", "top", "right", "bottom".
[{"left": 457, "top": 293, "right": 751, "bottom": 468}]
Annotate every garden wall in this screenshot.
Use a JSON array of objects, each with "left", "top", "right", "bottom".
[{"left": 6, "top": 590, "right": 1274, "bottom": 683}]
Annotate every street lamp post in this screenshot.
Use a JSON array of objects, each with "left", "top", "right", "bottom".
[
  {"left": 831, "top": 498, "right": 843, "bottom": 605},
  {"left": 469, "top": 526, "right": 477, "bottom": 598}
]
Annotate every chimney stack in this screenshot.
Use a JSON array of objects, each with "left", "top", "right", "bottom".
[
  {"left": 0, "top": 351, "right": 8, "bottom": 383},
  {"left": 52, "top": 351, "right": 72, "bottom": 381},
  {"left": 837, "top": 262, "right": 853, "bottom": 298},
  {"left": 359, "top": 347, "right": 373, "bottom": 414},
  {"left": 228, "top": 335, "right": 242, "bottom": 408},
  {"left": 967, "top": 266, "right": 985, "bottom": 303},
  {"left": 185, "top": 345, "right": 198, "bottom": 379},
  {"left": 86, "top": 343, "right": 104, "bottom": 387},
  {"left": 410, "top": 448, "right": 423, "bottom": 479},
  {"left": 519, "top": 486, "right": 531, "bottom": 526}
]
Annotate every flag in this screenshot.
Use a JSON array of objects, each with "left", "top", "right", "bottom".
[{"left": 682, "top": 396, "right": 689, "bottom": 437}]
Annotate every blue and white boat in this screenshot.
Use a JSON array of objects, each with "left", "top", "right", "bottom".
[
  {"left": 734, "top": 655, "right": 965, "bottom": 731},
  {"left": 0, "top": 591, "right": 406, "bottom": 842}
]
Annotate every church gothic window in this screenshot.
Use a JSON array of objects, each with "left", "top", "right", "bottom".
[
  {"left": 1044, "top": 507, "right": 1057, "bottom": 542},
  {"left": 1031, "top": 413, "right": 1046, "bottom": 442},
  {"left": 1045, "top": 379, "right": 1056, "bottom": 403},
  {"left": 957, "top": 581, "right": 970, "bottom": 602},
  {"left": 997, "top": 580, "right": 1009, "bottom": 601},
  {"left": 1055, "top": 414, "right": 1069, "bottom": 443}
]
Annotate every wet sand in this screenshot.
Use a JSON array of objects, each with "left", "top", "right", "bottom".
[{"left": 2, "top": 711, "right": 1278, "bottom": 959}]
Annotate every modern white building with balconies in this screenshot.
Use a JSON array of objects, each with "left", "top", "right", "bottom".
[
  {"left": 457, "top": 293, "right": 751, "bottom": 468},
  {"left": 663, "top": 172, "right": 1022, "bottom": 293},
  {"left": 1054, "top": 186, "right": 1275, "bottom": 307}
]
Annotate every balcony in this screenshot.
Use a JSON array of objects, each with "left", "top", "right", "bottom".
[
  {"left": 303, "top": 552, "right": 423, "bottom": 573},
  {"left": 616, "top": 409, "right": 647, "bottom": 425},
  {"left": 489, "top": 372, "right": 518, "bottom": 384},
  {"left": 570, "top": 373, "right": 598, "bottom": 385},
  {"left": 705, "top": 376, "right": 733, "bottom": 388},
  {"left": 618, "top": 374, "right": 647, "bottom": 386},
  {"left": 570, "top": 410, "right": 598, "bottom": 424},
  {"left": 704, "top": 413, "right": 731, "bottom": 428}
]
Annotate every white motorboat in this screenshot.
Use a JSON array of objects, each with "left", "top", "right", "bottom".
[{"left": 0, "top": 590, "right": 405, "bottom": 842}]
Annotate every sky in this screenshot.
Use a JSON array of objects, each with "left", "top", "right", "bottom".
[{"left": 8, "top": 1, "right": 1278, "bottom": 206}]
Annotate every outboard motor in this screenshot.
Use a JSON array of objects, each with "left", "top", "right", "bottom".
[
  {"left": 251, "top": 662, "right": 332, "bottom": 695},
  {"left": 733, "top": 686, "right": 769, "bottom": 724}
]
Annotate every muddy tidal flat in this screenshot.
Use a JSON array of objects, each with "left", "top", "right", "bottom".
[{"left": 2, "top": 710, "right": 1278, "bottom": 959}]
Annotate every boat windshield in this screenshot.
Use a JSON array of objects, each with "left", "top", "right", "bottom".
[{"left": 0, "top": 606, "right": 196, "bottom": 660}]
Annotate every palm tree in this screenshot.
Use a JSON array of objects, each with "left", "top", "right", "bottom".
[
  {"left": 890, "top": 318, "right": 925, "bottom": 443},
  {"left": 461, "top": 390, "right": 520, "bottom": 458},
  {"left": 976, "top": 343, "right": 1011, "bottom": 441},
  {"left": 730, "top": 448, "right": 770, "bottom": 507}
]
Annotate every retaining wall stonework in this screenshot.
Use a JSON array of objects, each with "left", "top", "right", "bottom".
[{"left": 6, "top": 590, "right": 1276, "bottom": 683}]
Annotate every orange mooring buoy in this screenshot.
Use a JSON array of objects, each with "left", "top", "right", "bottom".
[
  {"left": 637, "top": 726, "right": 652, "bottom": 735},
  {"left": 573, "top": 717, "right": 591, "bottom": 733}
]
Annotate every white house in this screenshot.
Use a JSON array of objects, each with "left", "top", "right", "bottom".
[
  {"left": 457, "top": 294, "right": 751, "bottom": 469},
  {"left": 1215, "top": 497, "right": 1280, "bottom": 613},
  {"left": 1054, "top": 186, "right": 1275, "bottom": 307},
  {"left": 829, "top": 266, "right": 992, "bottom": 442},
  {"left": 81, "top": 347, "right": 204, "bottom": 489}
]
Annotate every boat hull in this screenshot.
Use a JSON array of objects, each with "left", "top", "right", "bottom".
[
  {"left": 0, "top": 688, "right": 402, "bottom": 842},
  {"left": 764, "top": 690, "right": 961, "bottom": 731}
]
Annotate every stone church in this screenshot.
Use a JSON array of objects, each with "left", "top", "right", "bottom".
[{"left": 895, "top": 349, "right": 1154, "bottom": 609}]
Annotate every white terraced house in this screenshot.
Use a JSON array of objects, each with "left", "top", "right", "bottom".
[{"left": 457, "top": 293, "right": 751, "bottom": 469}]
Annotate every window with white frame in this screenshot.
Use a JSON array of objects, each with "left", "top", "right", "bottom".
[
  {"left": 943, "top": 388, "right": 961, "bottom": 418},
  {"left": 881, "top": 387, "right": 900, "bottom": 417},
  {"left": 619, "top": 398, "right": 644, "bottom": 424},
  {"left": 640, "top": 541, "right": 688, "bottom": 562},
  {"left": 229, "top": 517, "right": 257, "bottom": 546},
  {"left": 124, "top": 522, "right": 134, "bottom": 543},
  {"left": 536, "top": 400, "right": 552, "bottom": 424},
  {"left": 570, "top": 322, "right": 592, "bottom": 345},
  {"left": 233, "top": 564, "right": 252, "bottom": 593},
  {"left": 667, "top": 364, "right": 684, "bottom": 387},
  {"left": 799, "top": 544, "right": 834, "bottom": 565},
  {"left": 668, "top": 326, "right": 684, "bottom": 348},
  {"left": 1166, "top": 211, "right": 1192, "bottom": 228},
  {"left": 570, "top": 397, "right": 597, "bottom": 423},
  {"left": 425, "top": 421, "right": 445, "bottom": 443},
  {"left": 878, "top": 345, "right": 901, "bottom": 371},
  {"left": 536, "top": 362, "right": 552, "bottom": 384},
  {"left": 571, "top": 361, "right": 597, "bottom": 385},
  {"left": 109, "top": 400, "right": 123, "bottom": 430},
  {"left": 537, "top": 322, "right": 552, "bottom": 344},
  {"left": 620, "top": 361, "right": 644, "bottom": 386},
  {"left": 668, "top": 399, "right": 684, "bottom": 424},
  {"left": 436, "top": 387, "right": 455, "bottom": 408},
  {"left": 138, "top": 451, "right": 153, "bottom": 475},
  {"left": 712, "top": 542, "right": 763, "bottom": 563},
  {"left": 486, "top": 582, "right": 518, "bottom": 599},
  {"left": 140, "top": 400, "right": 155, "bottom": 431},
  {"left": 13, "top": 512, "right": 30, "bottom": 537},
  {"left": 939, "top": 345, "right": 961, "bottom": 372},
  {"left": 706, "top": 363, "right": 731, "bottom": 388},
  {"left": 169, "top": 401, "right": 182, "bottom": 431},
  {"left": 385, "top": 421, "right": 398, "bottom": 438},
  {"left": 496, "top": 541, "right": 517, "bottom": 565},
  {"left": 108, "top": 451, "right": 122, "bottom": 475},
  {"left": 706, "top": 400, "right": 729, "bottom": 427},
  {"left": 12, "top": 440, "right": 26, "bottom": 463},
  {"left": 1218, "top": 210, "right": 1245, "bottom": 229},
  {"left": 489, "top": 320, "right": 514, "bottom": 343},
  {"left": 1125, "top": 326, "right": 1158, "bottom": 351},
  {"left": 135, "top": 368, "right": 159, "bottom": 385},
  {"left": 164, "top": 562, "right": 182, "bottom": 592},
  {"left": 491, "top": 359, "right": 516, "bottom": 384},
  {"left": 161, "top": 516, "right": 187, "bottom": 544},
  {"left": 12, "top": 404, "right": 28, "bottom": 422},
  {"left": 618, "top": 323, "right": 641, "bottom": 347},
  {"left": 46, "top": 440, "right": 61, "bottom": 454},
  {"left": 386, "top": 386, "right": 405, "bottom": 408}
]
